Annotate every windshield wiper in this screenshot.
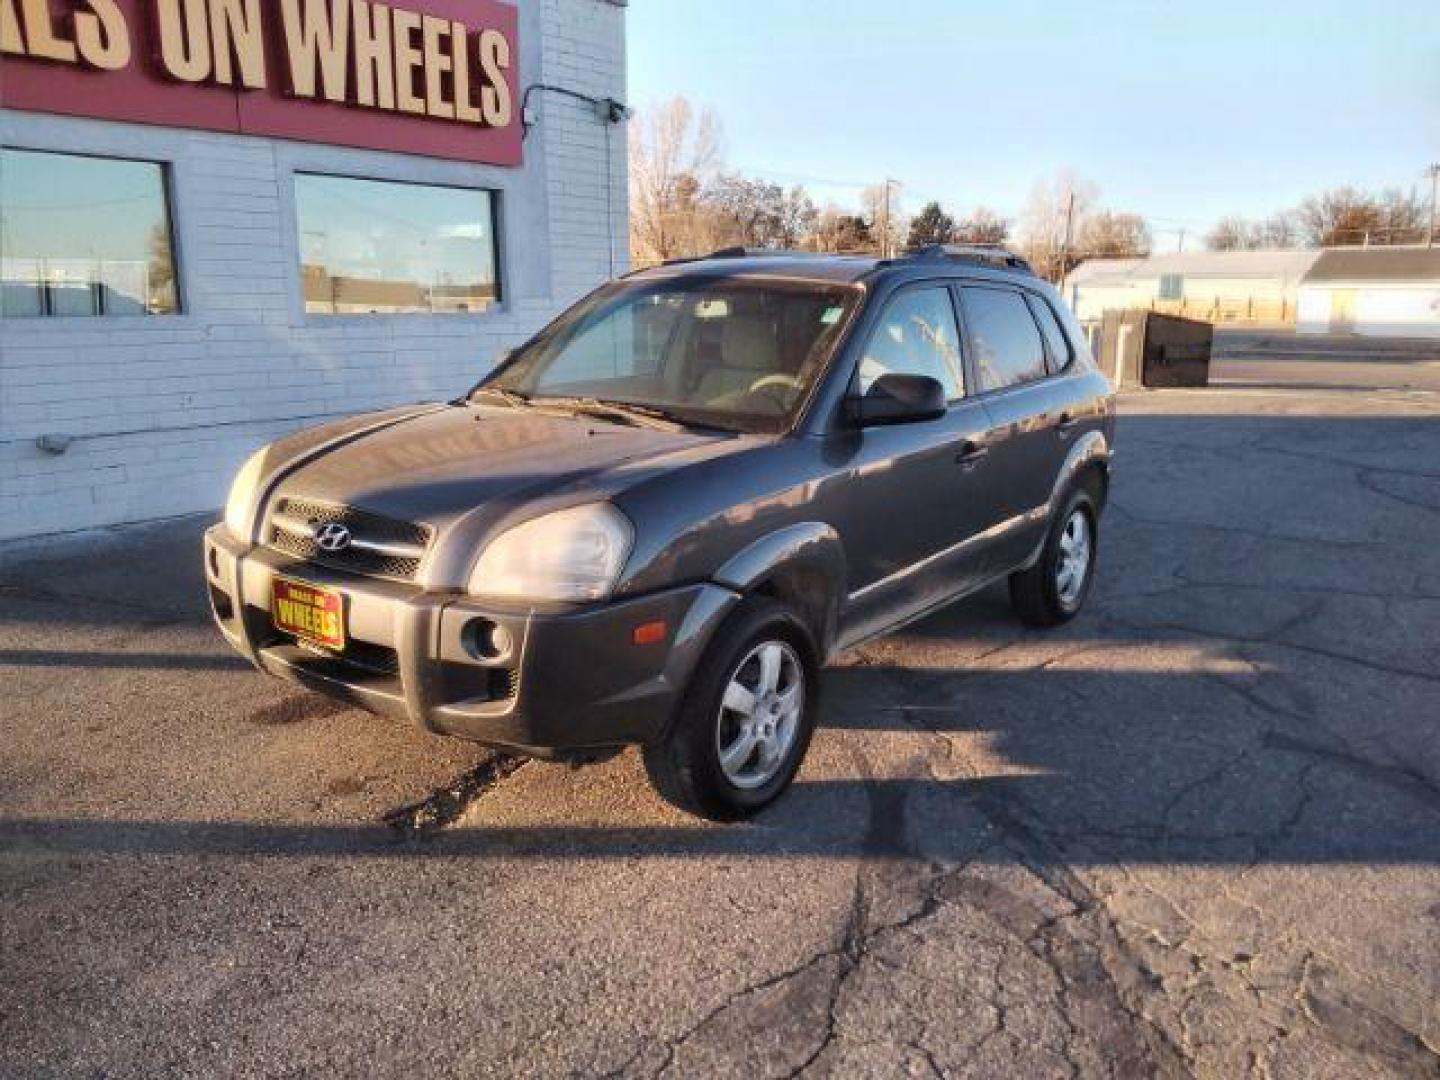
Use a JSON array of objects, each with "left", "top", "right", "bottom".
[
  {"left": 532, "top": 396, "right": 689, "bottom": 431},
  {"left": 471, "top": 386, "right": 532, "bottom": 409}
]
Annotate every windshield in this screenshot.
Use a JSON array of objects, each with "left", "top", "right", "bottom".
[{"left": 478, "top": 277, "right": 861, "bottom": 432}]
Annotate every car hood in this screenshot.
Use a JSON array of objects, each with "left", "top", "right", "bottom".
[{"left": 269, "top": 402, "right": 737, "bottom": 532}]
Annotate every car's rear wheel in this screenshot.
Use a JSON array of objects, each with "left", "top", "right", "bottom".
[
  {"left": 1009, "top": 484, "right": 1099, "bottom": 627},
  {"left": 642, "top": 597, "right": 818, "bottom": 820}
]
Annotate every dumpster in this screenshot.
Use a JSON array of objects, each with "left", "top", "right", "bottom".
[{"left": 1096, "top": 310, "right": 1212, "bottom": 388}]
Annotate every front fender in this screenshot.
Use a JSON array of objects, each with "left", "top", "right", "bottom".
[{"left": 714, "top": 522, "right": 848, "bottom": 657}]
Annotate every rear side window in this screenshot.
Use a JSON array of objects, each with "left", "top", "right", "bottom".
[
  {"left": 857, "top": 286, "right": 965, "bottom": 399},
  {"left": 1027, "top": 294, "right": 1074, "bottom": 373},
  {"left": 961, "top": 287, "right": 1048, "bottom": 392}
]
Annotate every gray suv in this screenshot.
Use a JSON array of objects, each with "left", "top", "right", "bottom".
[{"left": 205, "top": 246, "right": 1114, "bottom": 819}]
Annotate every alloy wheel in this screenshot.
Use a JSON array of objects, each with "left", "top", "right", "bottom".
[
  {"left": 715, "top": 640, "right": 804, "bottom": 790},
  {"left": 1054, "top": 508, "right": 1093, "bottom": 609}
]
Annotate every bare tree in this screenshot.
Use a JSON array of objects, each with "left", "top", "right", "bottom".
[
  {"left": 1296, "top": 186, "right": 1384, "bottom": 247},
  {"left": 1210, "top": 188, "right": 1423, "bottom": 251},
  {"left": 1019, "top": 170, "right": 1099, "bottom": 280},
  {"left": 812, "top": 206, "right": 873, "bottom": 253},
  {"left": 772, "top": 186, "right": 819, "bottom": 249},
  {"left": 954, "top": 208, "right": 1010, "bottom": 246},
  {"left": 705, "top": 173, "right": 775, "bottom": 248},
  {"left": 628, "top": 96, "right": 721, "bottom": 265},
  {"left": 860, "top": 183, "right": 906, "bottom": 257},
  {"left": 704, "top": 174, "right": 818, "bottom": 250},
  {"left": 1258, "top": 211, "right": 1302, "bottom": 249},
  {"left": 1078, "top": 212, "right": 1151, "bottom": 258},
  {"left": 1378, "top": 188, "right": 1427, "bottom": 245},
  {"left": 1206, "top": 216, "right": 1256, "bottom": 251}
]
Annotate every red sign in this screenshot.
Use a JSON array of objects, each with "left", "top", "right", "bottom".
[{"left": 0, "top": 0, "right": 522, "bottom": 166}]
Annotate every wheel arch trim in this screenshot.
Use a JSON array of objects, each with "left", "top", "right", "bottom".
[
  {"left": 713, "top": 522, "right": 848, "bottom": 655},
  {"left": 1049, "top": 430, "right": 1110, "bottom": 510}
]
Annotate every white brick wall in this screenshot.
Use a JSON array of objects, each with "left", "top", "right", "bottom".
[{"left": 0, "top": 0, "right": 627, "bottom": 541}]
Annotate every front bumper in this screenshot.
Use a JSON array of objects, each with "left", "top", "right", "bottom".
[{"left": 204, "top": 525, "right": 740, "bottom": 756}]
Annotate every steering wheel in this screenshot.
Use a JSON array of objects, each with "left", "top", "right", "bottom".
[
  {"left": 743, "top": 373, "right": 803, "bottom": 413},
  {"left": 748, "top": 373, "right": 802, "bottom": 397}
]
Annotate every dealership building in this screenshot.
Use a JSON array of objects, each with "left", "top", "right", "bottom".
[{"left": 0, "top": 0, "right": 628, "bottom": 540}]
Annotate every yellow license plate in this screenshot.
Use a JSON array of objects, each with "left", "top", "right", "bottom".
[{"left": 272, "top": 577, "right": 345, "bottom": 650}]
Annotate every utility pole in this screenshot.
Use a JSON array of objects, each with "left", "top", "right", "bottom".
[
  {"left": 879, "top": 178, "right": 899, "bottom": 258},
  {"left": 1427, "top": 163, "right": 1440, "bottom": 248},
  {"left": 1057, "top": 191, "right": 1077, "bottom": 283},
  {"left": 1177, "top": 228, "right": 1186, "bottom": 254}
]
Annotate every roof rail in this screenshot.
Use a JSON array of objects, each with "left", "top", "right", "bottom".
[
  {"left": 900, "top": 244, "right": 1035, "bottom": 274},
  {"left": 653, "top": 246, "right": 816, "bottom": 269},
  {"left": 706, "top": 246, "right": 813, "bottom": 260}
]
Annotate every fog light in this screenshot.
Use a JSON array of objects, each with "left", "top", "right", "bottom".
[
  {"left": 489, "top": 622, "right": 514, "bottom": 657},
  {"left": 463, "top": 618, "right": 512, "bottom": 661}
]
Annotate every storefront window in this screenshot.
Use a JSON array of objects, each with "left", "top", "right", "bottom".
[
  {"left": 295, "top": 175, "right": 500, "bottom": 315},
  {"left": 1, "top": 149, "right": 179, "bottom": 318}
]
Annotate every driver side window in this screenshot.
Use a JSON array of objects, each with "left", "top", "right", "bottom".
[{"left": 857, "top": 286, "right": 965, "bottom": 400}]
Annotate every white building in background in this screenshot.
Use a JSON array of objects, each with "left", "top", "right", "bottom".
[
  {"left": 1296, "top": 248, "right": 1440, "bottom": 338},
  {"left": 1064, "top": 250, "right": 1322, "bottom": 327},
  {"left": 1065, "top": 247, "right": 1440, "bottom": 338},
  {"left": 0, "top": 0, "right": 629, "bottom": 541}
]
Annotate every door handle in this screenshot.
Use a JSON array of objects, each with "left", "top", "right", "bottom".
[
  {"left": 1057, "top": 413, "right": 1079, "bottom": 437},
  {"left": 955, "top": 441, "right": 989, "bottom": 468}
]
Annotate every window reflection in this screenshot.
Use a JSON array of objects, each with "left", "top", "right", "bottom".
[
  {"left": 295, "top": 174, "right": 499, "bottom": 315},
  {"left": 0, "top": 149, "right": 178, "bottom": 318}
]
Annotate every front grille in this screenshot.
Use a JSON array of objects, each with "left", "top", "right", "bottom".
[
  {"left": 330, "top": 638, "right": 401, "bottom": 676},
  {"left": 256, "top": 609, "right": 401, "bottom": 679},
  {"left": 267, "top": 498, "right": 432, "bottom": 582}
]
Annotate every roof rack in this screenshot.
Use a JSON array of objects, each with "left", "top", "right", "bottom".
[{"left": 898, "top": 244, "right": 1035, "bottom": 275}]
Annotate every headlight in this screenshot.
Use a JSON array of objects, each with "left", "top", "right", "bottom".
[
  {"left": 468, "top": 503, "right": 633, "bottom": 602},
  {"left": 223, "top": 447, "right": 268, "bottom": 540}
]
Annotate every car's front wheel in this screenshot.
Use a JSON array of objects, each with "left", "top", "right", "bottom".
[{"left": 643, "top": 597, "right": 818, "bottom": 820}]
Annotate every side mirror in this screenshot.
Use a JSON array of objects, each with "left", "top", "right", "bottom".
[{"left": 848, "top": 373, "right": 947, "bottom": 426}]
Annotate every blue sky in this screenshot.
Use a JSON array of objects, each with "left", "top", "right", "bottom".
[{"left": 627, "top": 0, "right": 1440, "bottom": 250}]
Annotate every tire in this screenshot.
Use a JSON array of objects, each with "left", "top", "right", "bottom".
[
  {"left": 643, "top": 596, "right": 819, "bottom": 821},
  {"left": 1009, "top": 483, "right": 1100, "bottom": 628}
]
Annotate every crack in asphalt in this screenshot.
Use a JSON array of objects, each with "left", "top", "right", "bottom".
[
  {"left": 851, "top": 659, "right": 1196, "bottom": 1078},
  {"left": 1106, "top": 610, "right": 1440, "bottom": 685},
  {"left": 1296, "top": 952, "right": 1440, "bottom": 1074},
  {"left": 1355, "top": 467, "right": 1440, "bottom": 515},
  {"left": 847, "top": 599, "right": 1440, "bottom": 1078},
  {"left": 380, "top": 754, "right": 527, "bottom": 835},
  {"left": 1105, "top": 502, "right": 1392, "bottom": 552},
  {"left": 647, "top": 901, "right": 854, "bottom": 1078},
  {"left": 1246, "top": 440, "right": 1440, "bottom": 482},
  {"left": 1194, "top": 653, "right": 1440, "bottom": 818},
  {"left": 650, "top": 744, "right": 946, "bottom": 1079},
  {"left": 1263, "top": 731, "right": 1440, "bottom": 814},
  {"left": 1118, "top": 573, "right": 1440, "bottom": 605},
  {"left": 782, "top": 521, "right": 1440, "bottom": 1079}
]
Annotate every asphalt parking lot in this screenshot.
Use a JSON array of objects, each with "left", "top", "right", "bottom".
[{"left": 3, "top": 348, "right": 1439, "bottom": 1077}]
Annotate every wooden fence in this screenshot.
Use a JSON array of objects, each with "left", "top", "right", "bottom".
[{"left": 1149, "top": 296, "right": 1293, "bottom": 327}]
